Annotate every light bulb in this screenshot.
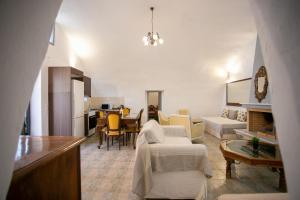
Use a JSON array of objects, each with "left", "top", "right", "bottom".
[
  {"left": 153, "top": 34, "right": 158, "bottom": 40},
  {"left": 159, "top": 38, "right": 164, "bottom": 44},
  {"left": 153, "top": 41, "right": 158, "bottom": 46},
  {"left": 142, "top": 36, "right": 148, "bottom": 42}
]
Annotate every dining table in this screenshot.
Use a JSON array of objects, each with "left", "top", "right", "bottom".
[{"left": 96, "top": 112, "right": 140, "bottom": 147}]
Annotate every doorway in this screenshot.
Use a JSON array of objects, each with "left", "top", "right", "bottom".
[{"left": 146, "top": 90, "right": 163, "bottom": 121}]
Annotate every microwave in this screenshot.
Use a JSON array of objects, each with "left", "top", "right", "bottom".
[{"left": 101, "top": 104, "right": 110, "bottom": 109}]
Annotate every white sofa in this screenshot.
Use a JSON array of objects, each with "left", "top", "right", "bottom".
[
  {"left": 202, "top": 116, "right": 247, "bottom": 139},
  {"left": 132, "top": 120, "right": 212, "bottom": 199}
]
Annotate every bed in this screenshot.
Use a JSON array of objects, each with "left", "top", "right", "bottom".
[{"left": 202, "top": 117, "right": 247, "bottom": 139}]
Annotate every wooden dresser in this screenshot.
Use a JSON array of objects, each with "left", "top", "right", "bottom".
[{"left": 7, "top": 136, "right": 86, "bottom": 200}]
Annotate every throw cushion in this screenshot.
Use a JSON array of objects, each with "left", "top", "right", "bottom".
[
  {"left": 221, "top": 108, "right": 229, "bottom": 118},
  {"left": 141, "top": 120, "right": 165, "bottom": 143},
  {"left": 228, "top": 110, "right": 238, "bottom": 120},
  {"left": 237, "top": 110, "right": 247, "bottom": 122}
]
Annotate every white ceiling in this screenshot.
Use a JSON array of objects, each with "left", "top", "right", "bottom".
[{"left": 56, "top": 0, "right": 257, "bottom": 102}]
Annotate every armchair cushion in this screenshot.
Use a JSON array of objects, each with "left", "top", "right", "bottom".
[
  {"left": 141, "top": 120, "right": 165, "bottom": 143},
  {"left": 161, "top": 125, "right": 187, "bottom": 137}
]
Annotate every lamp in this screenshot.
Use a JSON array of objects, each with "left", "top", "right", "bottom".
[{"left": 143, "top": 7, "right": 163, "bottom": 46}]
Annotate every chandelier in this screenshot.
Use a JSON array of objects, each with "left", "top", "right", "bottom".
[{"left": 142, "top": 7, "right": 164, "bottom": 46}]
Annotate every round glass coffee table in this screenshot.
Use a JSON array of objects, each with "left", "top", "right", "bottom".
[{"left": 220, "top": 140, "right": 286, "bottom": 191}]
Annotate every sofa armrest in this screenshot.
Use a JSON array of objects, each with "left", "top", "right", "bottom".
[{"left": 161, "top": 125, "right": 187, "bottom": 137}]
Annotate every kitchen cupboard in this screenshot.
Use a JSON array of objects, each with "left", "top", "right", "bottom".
[
  {"left": 83, "top": 76, "right": 91, "bottom": 97},
  {"left": 48, "top": 67, "right": 83, "bottom": 136}
]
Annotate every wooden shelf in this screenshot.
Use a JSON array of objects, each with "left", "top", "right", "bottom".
[{"left": 7, "top": 136, "right": 86, "bottom": 200}]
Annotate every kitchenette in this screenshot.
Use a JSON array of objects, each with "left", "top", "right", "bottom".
[
  {"left": 84, "top": 97, "right": 125, "bottom": 134},
  {"left": 48, "top": 67, "right": 94, "bottom": 137}
]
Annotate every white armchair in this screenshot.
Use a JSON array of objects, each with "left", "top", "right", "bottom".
[
  {"left": 157, "top": 110, "right": 170, "bottom": 125},
  {"left": 132, "top": 120, "right": 212, "bottom": 199},
  {"left": 169, "top": 114, "right": 205, "bottom": 141}
]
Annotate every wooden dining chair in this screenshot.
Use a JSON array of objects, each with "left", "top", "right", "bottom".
[
  {"left": 96, "top": 118, "right": 106, "bottom": 149},
  {"left": 122, "top": 107, "right": 130, "bottom": 117},
  {"left": 124, "top": 109, "right": 144, "bottom": 149},
  {"left": 105, "top": 112, "right": 125, "bottom": 150},
  {"left": 98, "top": 110, "right": 105, "bottom": 119}
]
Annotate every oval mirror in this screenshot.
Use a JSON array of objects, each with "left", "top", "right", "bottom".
[{"left": 255, "top": 66, "right": 268, "bottom": 102}]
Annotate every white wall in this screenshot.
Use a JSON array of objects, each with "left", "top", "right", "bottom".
[
  {"left": 88, "top": 41, "right": 255, "bottom": 120},
  {"left": 0, "top": 0, "right": 62, "bottom": 198},
  {"left": 251, "top": 0, "right": 300, "bottom": 198},
  {"left": 249, "top": 36, "right": 271, "bottom": 104},
  {"left": 57, "top": 0, "right": 257, "bottom": 120},
  {"left": 30, "top": 23, "right": 84, "bottom": 136},
  {"left": 30, "top": 70, "right": 42, "bottom": 135}
]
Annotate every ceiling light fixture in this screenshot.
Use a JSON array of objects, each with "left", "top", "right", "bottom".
[{"left": 142, "top": 7, "right": 163, "bottom": 46}]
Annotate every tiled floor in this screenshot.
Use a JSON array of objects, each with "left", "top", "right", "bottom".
[{"left": 80, "top": 133, "right": 281, "bottom": 200}]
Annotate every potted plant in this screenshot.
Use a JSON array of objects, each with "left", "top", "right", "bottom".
[{"left": 251, "top": 137, "right": 260, "bottom": 155}]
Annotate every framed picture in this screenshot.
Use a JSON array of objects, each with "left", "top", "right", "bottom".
[{"left": 226, "top": 78, "right": 252, "bottom": 106}]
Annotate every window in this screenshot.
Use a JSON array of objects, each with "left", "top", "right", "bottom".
[{"left": 49, "top": 25, "right": 55, "bottom": 45}]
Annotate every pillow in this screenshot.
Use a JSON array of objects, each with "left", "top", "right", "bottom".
[
  {"left": 221, "top": 108, "right": 229, "bottom": 118},
  {"left": 140, "top": 120, "right": 165, "bottom": 143},
  {"left": 237, "top": 110, "right": 247, "bottom": 122},
  {"left": 228, "top": 110, "right": 238, "bottom": 120}
]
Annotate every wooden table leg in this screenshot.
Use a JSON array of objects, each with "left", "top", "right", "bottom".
[
  {"left": 97, "top": 128, "right": 103, "bottom": 149},
  {"left": 279, "top": 168, "right": 287, "bottom": 192},
  {"left": 226, "top": 158, "right": 234, "bottom": 178}
]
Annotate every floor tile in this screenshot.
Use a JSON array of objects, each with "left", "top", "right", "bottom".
[{"left": 81, "top": 133, "right": 280, "bottom": 200}]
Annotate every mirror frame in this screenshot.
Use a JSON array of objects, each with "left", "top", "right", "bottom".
[
  {"left": 226, "top": 78, "right": 252, "bottom": 106},
  {"left": 255, "top": 66, "right": 269, "bottom": 102}
]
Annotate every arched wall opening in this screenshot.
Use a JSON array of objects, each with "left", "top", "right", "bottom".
[{"left": 1, "top": 0, "right": 300, "bottom": 199}]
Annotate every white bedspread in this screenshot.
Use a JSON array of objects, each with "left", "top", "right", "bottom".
[
  {"left": 202, "top": 117, "right": 247, "bottom": 138},
  {"left": 132, "top": 130, "right": 212, "bottom": 198}
]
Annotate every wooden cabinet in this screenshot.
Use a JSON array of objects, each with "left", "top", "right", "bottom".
[
  {"left": 7, "top": 136, "right": 86, "bottom": 200},
  {"left": 83, "top": 76, "right": 91, "bottom": 97},
  {"left": 48, "top": 67, "right": 83, "bottom": 136}
]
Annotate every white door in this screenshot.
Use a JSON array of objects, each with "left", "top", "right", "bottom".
[
  {"left": 72, "top": 117, "right": 84, "bottom": 137},
  {"left": 72, "top": 80, "right": 84, "bottom": 118}
]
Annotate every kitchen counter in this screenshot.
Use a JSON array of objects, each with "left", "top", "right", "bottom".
[{"left": 7, "top": 136, "right": 86, "bottom": 200}]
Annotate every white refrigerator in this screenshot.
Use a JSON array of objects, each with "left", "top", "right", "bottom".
[{"left": 72, "top": 80, "right": 85, "bottom": 137}]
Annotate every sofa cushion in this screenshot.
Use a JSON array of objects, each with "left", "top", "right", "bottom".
[
  {"left": 228, "top": 110, "right": 237, "bottom": 120},
  {"left": 237, "top": 110, "right": 247, "bottom": 122},
  {"left": 141, "top": 120, "right": 165, "bottom": 143},
  {"left": 221, "top": 108, "right": 229, "bottom": 118}
]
